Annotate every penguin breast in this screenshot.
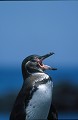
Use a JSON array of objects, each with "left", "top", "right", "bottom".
[{"left": 26, "top": 75, "right": 53, "bottom": 120}]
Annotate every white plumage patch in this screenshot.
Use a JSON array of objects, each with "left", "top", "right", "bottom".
[{"left": 38, "top": 84, "right": 47, "bottom": 91}]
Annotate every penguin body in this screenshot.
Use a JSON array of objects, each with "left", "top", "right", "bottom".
[{"left": 26, "top": 73, "right": 53, "bottom": 119}]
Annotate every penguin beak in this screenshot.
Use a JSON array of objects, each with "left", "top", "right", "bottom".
[
  {"left": 38, "top": 52, "right": 57, "bottom": 70},
  {"left": 40, "top": 52, "right": 54, "bottom": 60}
]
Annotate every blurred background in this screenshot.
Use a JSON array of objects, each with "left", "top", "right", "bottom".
[{"left": 0, "top": 1, "right": 78, "bottom": 119}]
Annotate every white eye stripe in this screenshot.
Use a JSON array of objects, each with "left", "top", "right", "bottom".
[{"left": 26, "top": 61, "right": 31, "bottom": 65}]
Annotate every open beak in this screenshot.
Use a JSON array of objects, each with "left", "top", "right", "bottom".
[{"left": 38, "top": 52, "right": 57, "bottom": 70}]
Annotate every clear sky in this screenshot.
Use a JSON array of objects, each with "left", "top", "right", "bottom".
[{"left": 0, "top": 1, "right": 78, "bottom": 67}]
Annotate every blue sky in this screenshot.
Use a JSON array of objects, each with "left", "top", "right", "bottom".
[{"left": 0, "top": 1, "right": 78, "bottom": 67}]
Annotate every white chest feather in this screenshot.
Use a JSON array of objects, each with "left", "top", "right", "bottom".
[{"left": 26, "top": 73, "right": 53, "bottom": 120}]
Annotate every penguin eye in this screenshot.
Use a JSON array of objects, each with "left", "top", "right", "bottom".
[
  {"left": 31, "top": 57, "right": 39, "bottom": 63},
  {"left": 31, "top": 59, "right": 36, "bottom": 62}
]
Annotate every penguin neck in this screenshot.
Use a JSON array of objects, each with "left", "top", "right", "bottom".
[
  {"left": 24, "top": 72, "right": 50, "bottom": 87},
  {"left": 31, "top": 72, "right": 49, "bottom": 80},
  {"left": 23, "top": 68, "right": 43, "bottom": 81}
]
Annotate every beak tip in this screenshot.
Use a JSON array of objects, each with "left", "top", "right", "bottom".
[
  {"left": 50, "top": 52, "right": 55, "bottom": 55},
  {"left": 52, "top": 68, "right": 57, "bottom": 70}
]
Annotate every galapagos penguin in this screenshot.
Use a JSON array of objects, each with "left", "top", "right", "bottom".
[{"left": 10, "top": 52, "right": 58, "bottom": 120}]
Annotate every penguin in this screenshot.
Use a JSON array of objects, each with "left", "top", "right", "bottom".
[{"left": 10, "top": 52, "right": 58, "bottom": 120}]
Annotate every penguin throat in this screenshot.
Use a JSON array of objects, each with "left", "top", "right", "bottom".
[{"left": 26, "top": 67, "right": 43, "bottom": 75}]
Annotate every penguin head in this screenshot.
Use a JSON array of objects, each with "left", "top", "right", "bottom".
[{"left": 22, "top": 52, "right": 57, "bottom": 80}]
